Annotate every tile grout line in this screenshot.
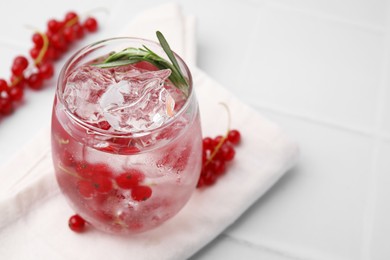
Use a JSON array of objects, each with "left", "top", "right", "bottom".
[
  {"left": 360, "top": 139, "right": 380, "bottom": 260},
  {"left": 360, "top": 10, "right": 390, "bottom": 260},
  {"left": 251, "top": 102, "right": 390, "bottom": 141},
  {"left": 222, "top": 234, "right": 331, "bottom": 260},
  {"left": 222, "top": 234, "right": 303, "bottom": 260}
]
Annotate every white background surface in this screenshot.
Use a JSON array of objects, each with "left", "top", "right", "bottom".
[{"left": 0, "top": 0, "right": 389, "bottom": 259}]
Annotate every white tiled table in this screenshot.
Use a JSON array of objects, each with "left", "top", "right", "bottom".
[{"left": 1, "top": 0, "right": 389, "bottom": 259}]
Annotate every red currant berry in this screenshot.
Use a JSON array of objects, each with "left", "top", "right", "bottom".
[
  {"left": 197, "top": 176, "right": 205, "bottom": 188},
  {"left": 115, "top": 169, "right": 145, "bottom": 189},
  {"left": 213, "top": 135, "right": 226, "bottom": 147},
  {"left": 91, "top": 175, "right": 113, "bottom": 194},
  {"left": 97, "top": 120, "right": 111, "bottom": 130},
  {"left": 45, "top": 46, "right": 60, "bottom": 61},
  {"left": 29, "top": 47, "right": 40, "bottom": 60},
  {"left": 13, "top": 56, "right": 29, "bottom": 69},
  {"left": 0, "top": 79, "right": 8, "bottom": 92},
  {"left": 65, "top": 11, "right": 78, "bottom": 23},
  {"left": 63, "top": 26, "right": 75, "bottom": 42},
  {"left": 212, "top": 148, "right": 224, "bottom": 161},
  {"left": 131, "top": 185, "right": 152, "bottom": 201},
  {"left": 0, "top": 93, "right": 13, "bottom": 115},
  {"left": 72, "top": 23, "right": 84, "bottom": 39},
  {"left": 11, "top": 56, "right": 29, "bottom": 76},
  {"left": 202, "top": 137, "right": 213, "bottom": 150},
  {"left": 7, "top": 86, "right": 24, "bottom": 102},
  {"left": 68, "top": 214, "right": 86, "bottom": 232},
  {"left": 228, "top": 129, "right": 241, "bottom": 145},
  {"left": 77, "top": 180, "right": 95, "bottom": 198},
  {"left": 76, "top": 161, "right": 90, "bottom": 176},
  {"left": 45, "top": 30, "right": 55, "bottom": 41},
  {"left": 11, "top": 64, "right": 24, "bottom": 77},
  {"left": 38, "top": 63, "right": 54, "bottom": 79},
  {"left": 27, "top": 73, "right": 44, "bottom": 90},
  {"left": 83, "top": 17, "right": 98, "bottom": 32},
  {"left": 91, "top": 163, "right": 112, "bottom": 177},
  {"left": 220, "top": 143, "right": 235, "bottom": 161},
  {"left": 47, "top": 19, "right": 62, "bottom": 33},
  {"left": 50, "top": 33, "right": 67, "bottom": 52},
  {"left": 202, "top": 167, "right": 217, "bottom": 186},
  {"left": 32, "top": 33, "right": 44, "bottom": 48},
  {"left": 211, "top": 159, "right": 226, "bottom": 176}
]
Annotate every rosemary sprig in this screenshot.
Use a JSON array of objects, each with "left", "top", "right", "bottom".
[{"left": 94, "top": 31, "right": 188, "bottom": 94}]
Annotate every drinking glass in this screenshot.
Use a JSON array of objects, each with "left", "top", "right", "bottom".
[{"left": 51, "top": 37, "right": 202, "bottom": 234}]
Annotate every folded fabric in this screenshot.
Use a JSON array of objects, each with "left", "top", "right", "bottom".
[{"left": 0, "top": 3, "right": 299, "bottom": 260}]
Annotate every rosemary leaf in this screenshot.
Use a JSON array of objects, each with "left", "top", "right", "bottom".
[{"left": 93, "top": 32, "right": 189, "bottom": 94}]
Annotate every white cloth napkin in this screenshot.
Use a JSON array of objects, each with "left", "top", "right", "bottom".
[{"left": 0, "top": 3, "right": 299, "bottom": 260}]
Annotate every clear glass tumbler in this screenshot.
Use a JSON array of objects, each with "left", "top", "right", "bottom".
[{"left": 51, "top": 37, "right": 202, "bottom": 234}]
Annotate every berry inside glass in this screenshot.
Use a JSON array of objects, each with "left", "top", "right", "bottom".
[{"left": 51, "top": 37, "right": 202, "bottom": 234}]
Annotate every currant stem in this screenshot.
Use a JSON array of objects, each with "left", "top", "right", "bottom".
[
  {"left": 58, "top": 163, "right": 84, "bottom": 179},
  {"left": 219, "top": 102, "right": 231, "bottom": 136},
  {"left": 10, "top": 75, "right": 23, "bottom": 87},
  {"left": 64, "top": 16, "right": 79, "bottom": 28},
  {"left": 206, "top": 103, "right": 231, "bottom": 165},
  {"left": 59, "top": 138, "right": 69, "bottom": 145},
  {"left": 206, "top": 136, "right": 226, "bottom": 166},
  {"left": 35, "top": 32, "right": 49, "bottom": 65}
]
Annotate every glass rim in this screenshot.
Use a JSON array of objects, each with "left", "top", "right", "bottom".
[{"left": 56, "top": 36, "right": 194, "bottom": 139}]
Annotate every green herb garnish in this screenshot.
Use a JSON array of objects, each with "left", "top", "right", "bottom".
[{"left": 94, "top": 31, "right": 188, "bottom": 95}]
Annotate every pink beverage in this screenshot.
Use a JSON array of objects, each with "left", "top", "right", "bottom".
[{"left": 51, "top": 37, "right": 202, "bottom": 234}]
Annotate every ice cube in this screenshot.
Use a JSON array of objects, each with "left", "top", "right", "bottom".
[
  {"left": 111, "top": 64, "right": 146, "bottom": 82},
  {"left": 63, "top": 65, "right": 115, "bottom": 123},
  {"left": 99, "top": 69, "right": 173, "bottom": 132}
]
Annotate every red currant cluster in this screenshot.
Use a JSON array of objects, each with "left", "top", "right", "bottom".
[
  {"left": 65, "top": 129, "right": 241, "bottom": 232},
  {"left": 0, "top": 11, "right": 98, "bottom": 117},
  {"left": 61, "top": 158, "right": 153, "bottom": 233},
  {"left": 197, "top": 129, "right": 241, "bottom": 188},
  {"left": 60, "top": 156, "right": 153, "bottom": 202}
]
